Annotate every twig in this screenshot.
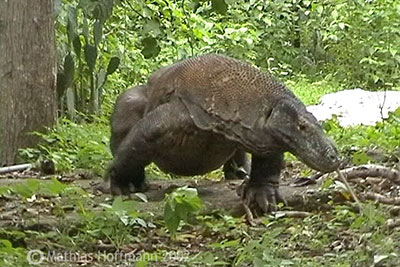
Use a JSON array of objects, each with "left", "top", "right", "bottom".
[
  {"left": 379, "top": 89, "right": 387, "bottom": 121},
  {"left": 336, "top": 169, "right": 363, "bottom": 213},
  {"left": 243, "top": 202, "right": 255, "bottom": 225},
  {"left": 274, "top": 211, "right": 312, "bottom": 218},
  {"left": 308, "top": 172, "right": 325, "bottom": 181}
]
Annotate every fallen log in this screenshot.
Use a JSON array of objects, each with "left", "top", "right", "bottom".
[{"left": 0, "top": 163, "right": 33, "bottom": 175}]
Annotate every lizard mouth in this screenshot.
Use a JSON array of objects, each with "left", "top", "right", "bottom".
[{"left": 297, "top": 146, "right": 340, "bottom": 173}]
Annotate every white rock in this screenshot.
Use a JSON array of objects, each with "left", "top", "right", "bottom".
[{"left": 307, "top": 89, "right": 400, "bottom": 127}]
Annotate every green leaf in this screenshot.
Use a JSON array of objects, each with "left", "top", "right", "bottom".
[
  {"left": 94, "top": 20, "right": 103, "bottom": 47},
  {"left": 224, "top": 0, "right": 236, "bottom": 4},
  {"left": 0, "top": 239, "right": 13, "bottom": 252},
  {"left": 164, "top": 202, "right": 181, "bottom": 236},
  {"left": 312, "top": 4, "right": 323, "bottom": 14},
  {"left": 164, "top": 187, "right": 202, "bottom": 236},
  {"left": 352, "top": 151, "right": 370, "bottom": 165},
  {"left": 190, "top": 0, "right": 201, "bottom": 12},
  {"left": 11, "top": 179, "right": 40, "bottom": 199},
  {"left": 321, "top": 177, "right": 334, "bottom": 190},
  {"left": 134, "top": 218, "right": 147, "bottom": 228},
  {"left": 143, "top": 20, "right": 161, "bottom": 37},
  {"left": 94, "top": 0, "right": 114, "bottom": 23},
  {"left": 63, "top": 53, "right": 75, "bottom": 89},
  {"left": 331, "top": 9, "right": 339, "bottom": 19},
  {"left": 134, "top": 192, "right": 148, "bottom": 203},
  {"left": 136, "top": 260, "right": 148, "bottom": 267},
  {"left": 82, "top": 15, "right": 89, "bottom": 44},
  {"left": 72, "top": 35, "right": 82, "bottom": 58},
  {"left": 111, "top": 196, "right": 137, "bottom": 214},
  {"left": 212, "top": 0, "right": 228, "bottom": 14},
  {"left": 0, "top": 186, "right": 11, "bottom": 196},
  {"left": 92, "top": 4, "right": 101, "bottom": 21},
  {"left": 209, "top": 239, "right": 240, "bottom": 249},
  {"left": 66, "top": 7, "right": 77, "bottom": 44},
  {"left": 84, "top": 45, "right": 97, "bottom": 73},
  {"left": 141, "top": 37, "right": 160, "bottom": 59},
  {"left": 106, "top": 57, "right": 120, "bottom": 75},
  {"left": 45, "top": 178, "right": 67, "bottom": 195},
  {"left": 393, "top": 107, "right": 400, "bottom": 117},
  {"left": 66, "top": 88, "right": 76, "bottom": 119},
  {"left": 53, "top": 0, "right": 63, "bottom": 17},
  {"left": 96, "top": 70, "right": 107, "bottom": 90},
  {"left": 56, "top": 72, "right": 66, "bottom": 98}
]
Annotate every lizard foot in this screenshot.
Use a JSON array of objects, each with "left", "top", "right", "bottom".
[
  {"left": 109, "top": 167, "right": 149, "bottom": 195},
  {"left": 237, "top": 180, "right": 286, "bottom": 221},
  {"left": 110, "top": 179, "right": 149, "bottom": 195}
]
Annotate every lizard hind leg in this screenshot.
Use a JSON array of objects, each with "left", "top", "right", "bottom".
[
  {"left": 109, "top": 99, "right": 197, "bottom": 195},
  {"left": 223, "top": 149, "right": 251, "bottom": 179}
]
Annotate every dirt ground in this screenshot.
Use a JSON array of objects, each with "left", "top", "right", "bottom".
[{"left": 0, "top": 167, "right": 327, "bottom": 226}]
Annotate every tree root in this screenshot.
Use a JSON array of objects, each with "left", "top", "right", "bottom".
[
  {"left": 334, "top": 164, "right": 399, "bottom": 184},
  {"left": 310, "top": 165, "right": 400, "bottom": 215},
  {"left": 389, "top": 206, "right": 400, "bottom": 216},
  {"left": 360, "top": 192, "right": 400, "bottom": 205},
  {"left": 317, "top": 165, "right": 400, "bottom": 184},
  {"left": 386, "top": 218, "right": 400, "bottom": 229}
]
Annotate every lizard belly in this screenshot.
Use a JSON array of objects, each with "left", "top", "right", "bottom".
[{"left": 153, "top": 130, "right": 237, "bottom": 175}]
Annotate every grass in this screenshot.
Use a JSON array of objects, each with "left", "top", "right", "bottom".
[{"left": 287, "top": 77, "right": 344, "bottom": 105}]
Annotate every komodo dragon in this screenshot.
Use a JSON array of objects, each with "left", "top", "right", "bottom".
[{"left": 108, "top": 54, "right": 340, "bottom": 213}]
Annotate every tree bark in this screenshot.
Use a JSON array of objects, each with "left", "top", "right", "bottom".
[{"left": 0, "top": 0, "right": 57, "bottom": 165}]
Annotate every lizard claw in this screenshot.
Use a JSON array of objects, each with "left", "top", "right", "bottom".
[{"left": 238, "top": 180, "right": 286, "bottom": 221}]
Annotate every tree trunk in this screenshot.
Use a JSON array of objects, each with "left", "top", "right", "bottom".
[{"left": 0, "top": 0, "right": 57, "bottom": 166}]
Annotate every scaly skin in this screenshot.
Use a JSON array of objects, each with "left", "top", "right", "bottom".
[
  {"left": 109, "top": 86, "right": 250, "bottom": 186},
  {"left": 108, "top": 54, "right": 340, "bottom": 215}
]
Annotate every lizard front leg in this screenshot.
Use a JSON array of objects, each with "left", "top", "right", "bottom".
[
  {"left": 238, "top": 153, "right": 286, "bottom": 219},
  {"left": 223, "top": 149, "right": 251, "bottom": 180}
]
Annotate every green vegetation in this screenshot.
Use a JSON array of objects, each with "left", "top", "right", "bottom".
[
  {"left": 1, "top": 178, "right": 399, "bottom": 266},
  {"left": 164, "top": 187, "right": 203, "bottom": 237},
  {"left": 324, "top": 109, "right": 400, "bottom": 165},
  {"left": 20, "top": 117, "right": 111, "bottom": 174},
  {"left": 54, "top": 0, "right": 400, "bottom": 120},
  {"left": 2, "top": 0, "right": 400, "bottom": 266}
]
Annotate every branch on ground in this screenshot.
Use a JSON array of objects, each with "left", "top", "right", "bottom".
[
  {"left": 317, "top": 164, "right": 400, "bottom": 185},
  {"left": 360, "top": 192, "right": 400, "bottom": 206}
]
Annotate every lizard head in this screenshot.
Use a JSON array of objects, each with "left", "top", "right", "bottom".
[{"left": 266, "top": 98, "right": 340, "bottom": 172}]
